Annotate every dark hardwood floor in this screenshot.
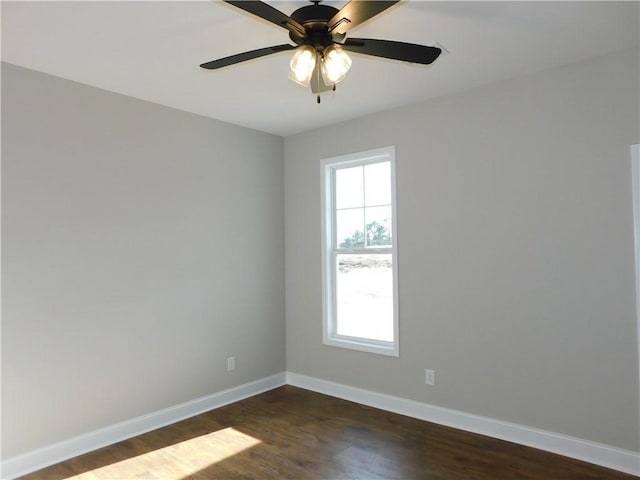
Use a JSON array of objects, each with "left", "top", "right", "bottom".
[{"left": 19, "top": 385, "right": 637, "bottom": 480}]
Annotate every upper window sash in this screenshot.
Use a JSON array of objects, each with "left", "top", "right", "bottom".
[{"left": 330, "top": 158, "right": 393, "bottom": 252}]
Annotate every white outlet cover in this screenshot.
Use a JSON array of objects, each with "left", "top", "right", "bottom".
[{"left": 425, "top": 369, "right": 435, "bottom": 385}]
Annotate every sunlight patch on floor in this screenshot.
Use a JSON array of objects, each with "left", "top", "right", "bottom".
[{"left": 63, "top": 427, "right": 261, "bottom": 479}]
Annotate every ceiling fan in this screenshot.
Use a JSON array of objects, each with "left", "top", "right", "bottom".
[{"left": 200, "top": 0, "right": 442, "bottom": 103}]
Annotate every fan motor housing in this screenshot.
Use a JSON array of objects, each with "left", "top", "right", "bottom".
[{"left": 289, "top": 4, "right": 340, "bottom": 47}]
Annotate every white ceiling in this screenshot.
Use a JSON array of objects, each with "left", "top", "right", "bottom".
[{"left": 2, "top": 1, "right": 638, "bottom": 136}]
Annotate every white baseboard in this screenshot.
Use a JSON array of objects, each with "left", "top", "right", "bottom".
[
  {"left": 286, "top": 371, "right": 640, "bottom": 477},
  {"left": 1, "top": 373, "right": 286, "bottom": 480},
  {"left": 4, "top": 371, "right": 638, "bottom": 479}
]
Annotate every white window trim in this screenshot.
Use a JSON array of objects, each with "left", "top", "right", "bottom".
[
  {"left": 320, "top": 146, "right": 399, "bottom": 357},
  {"left": 631, "top": 144, "right": 640, "bottom": 439}
]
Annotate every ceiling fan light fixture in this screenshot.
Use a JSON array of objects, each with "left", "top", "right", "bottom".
[
  {"left": 288, "top": 45, "right": 317, "bottom": 87},
  {"left": 320, "top": 44, "right": 352, "bottom": 85}
]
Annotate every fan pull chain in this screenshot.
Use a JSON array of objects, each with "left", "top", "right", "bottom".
[{"left": 317, "top": 84, "right": 336, "bottom": 103}]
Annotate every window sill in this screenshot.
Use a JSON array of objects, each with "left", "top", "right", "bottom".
[{"left": 323, "top": 336, "right": 399, "bottom": 357}]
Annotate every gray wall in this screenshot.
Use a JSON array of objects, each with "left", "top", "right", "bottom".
[
  {"left": 3, "top": 45, "right": 639, "bottom": 461},
  {"left": 2, "top": 63, "right": 285, "bottom": 458},
  {"left": 285, "top": 48, "right": 640, "bottom": 451}
]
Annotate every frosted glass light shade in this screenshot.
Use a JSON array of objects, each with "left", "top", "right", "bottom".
[
  {"left": 289, "top": 46, "right": 317, "bottom": 86},
  {"left": 321, "top": 45, "right": 352, "bottom": 85}
]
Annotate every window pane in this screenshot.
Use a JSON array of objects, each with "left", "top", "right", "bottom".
[
  {"left": 336, "top": 254, "right": 393, "bottom": 342},
  {"left": 337, "top": 208, "right": 364, "bottom": 248},
  {"left": 364, "top": 161, "right": 391, "bottom": 206},
  {"left": 336, "top": 166, "right": 363, "bottom": 209},
  {"left": 365, "top": 206, "right": 392, "bottom": 247}
]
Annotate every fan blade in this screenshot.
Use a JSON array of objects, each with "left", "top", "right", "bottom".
[
  {"left": 225, "top": 1, "right": 305, "bottom": 36},
  {"left": 328, "top": 1, "right": 399, "bottom": 35},
  {"left": 310, "top": 56, "right": 332, "bottom": 94},
  {"left": 200, "top": 44, "right": 296, "bottom": 70},
  {"left": 342, "top": 38, "right": 441, "bottom": 65}
]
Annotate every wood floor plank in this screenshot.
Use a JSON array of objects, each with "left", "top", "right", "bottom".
[{"left": 18, "top": 386, "right": 637, "bottom": 480}]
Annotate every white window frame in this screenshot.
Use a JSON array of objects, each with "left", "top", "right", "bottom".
[{"left": 320, "top": 146, "right": 399, "bottom": 357}]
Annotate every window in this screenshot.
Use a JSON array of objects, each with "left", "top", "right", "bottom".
[{"left": 321, "top": 146, "right": 398, "bottom": 356}]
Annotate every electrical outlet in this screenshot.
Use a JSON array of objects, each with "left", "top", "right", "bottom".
[
  {"left": 425, "top": 369, "right": 435, "bottom": 386},
  {"left": 227, "top": 356, "right": 236, "bottom": 372}
]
